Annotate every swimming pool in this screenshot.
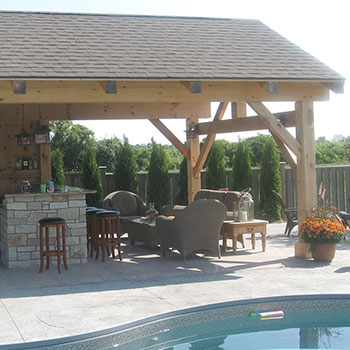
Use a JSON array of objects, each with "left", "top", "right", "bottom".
[{"left": 2, "top": 294, "right": 350, "bottom": 349}]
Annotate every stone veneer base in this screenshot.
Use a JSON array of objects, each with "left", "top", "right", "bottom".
[{"left": 0, "top": 192, "right": 88, "bottom": 268}]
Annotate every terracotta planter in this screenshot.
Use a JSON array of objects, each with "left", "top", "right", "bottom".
[{"left": 311, "top": 243, "right": 336, "bottom": 262}]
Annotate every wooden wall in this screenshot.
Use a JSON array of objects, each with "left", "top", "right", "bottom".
[{"left": 0, "top": 121, "right": 41, "bottom": 194}]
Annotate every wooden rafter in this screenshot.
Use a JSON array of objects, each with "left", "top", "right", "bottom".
[
  {"left": 149, "top": 119, "right": 190, "bottom": 160},
  {"left": 193, "top": 102, "right": 229, "bottom": 177},
  {"left": 247, "top": 102, "right": 302, "bottom": 159},
  {"left": 198, "top": 111, "right": 295, "bottom": 135}
]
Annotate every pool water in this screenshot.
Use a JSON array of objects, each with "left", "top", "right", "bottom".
[
  {"left": 1, "top": 295, "right": 350, "bottom": 350},
  {"left": 113, "top": 306, "right": 350, "bottom": 350}
]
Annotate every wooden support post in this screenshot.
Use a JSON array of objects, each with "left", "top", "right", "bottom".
[
  {"left": 231, "top": 102, "right": 247, "bottom": 119},
  {"left": 294, "top": 100, "right": 317, "bottom": 259},
  {"left": 186, "top": 118, "right": 201, "bottom": 203}
]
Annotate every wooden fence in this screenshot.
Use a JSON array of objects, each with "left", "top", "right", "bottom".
[{"left": 65, "top": 164, "right": 350, "bottom": 212}]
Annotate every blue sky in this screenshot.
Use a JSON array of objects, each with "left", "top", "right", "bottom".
[{"left": 1, "top": 0, "right": 348, "bottom": 144}]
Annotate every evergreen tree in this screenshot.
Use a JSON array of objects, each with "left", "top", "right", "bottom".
[
  {"left": 175, "top": 156, "right": 188, "bottom": 205},
  {"left": 231, "top": 141, "right": 252, "bottom": 191},
  {"left": 81, "top": 140, "right": 104, "bottom": 207},
  {"left": 51, "top": 149, "right": 66, "bottom": 186},
  {"left": 259, "top": 138, "right": 281, "bottom": 222},
  {"left": 147, "top": 140, "right": 170, "bottom": 210},
  {"left": 113, "top": 136, "right": 137, "bottom": 192},
  {"left": 205, "top": 141, "right": 226, "bottom": 190}
]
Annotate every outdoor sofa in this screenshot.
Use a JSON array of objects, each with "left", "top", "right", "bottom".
[
  {"left": 102, "top": 190, "right": 148, "bottom": 234},
  {"left": 160, "top": 189, "right": 240, "bottom": 220}
]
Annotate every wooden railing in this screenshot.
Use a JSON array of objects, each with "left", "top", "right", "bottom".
[{"left": 65, "top": 164, "right": 350, "bottom": 212}]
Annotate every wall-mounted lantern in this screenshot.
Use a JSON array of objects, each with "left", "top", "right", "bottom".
[
  {"left": 34, "top": 106, "right": 50, "bottom": 144},
  {"left": 16, "top": 105, "right": 31, "bottom": 146},
  {"left": 34, "top": 125, "right": 50, "bottom": 144}
]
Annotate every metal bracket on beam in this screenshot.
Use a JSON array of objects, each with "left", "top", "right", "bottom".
[
  {"left": 259, "top": 81, "right": 278, "bottom": 94},
  {"left": 99, "top": 81, "right": 117, "bottom": 94},
  {"left": 181, "top": 81, "right": 202, "bottom": 94},
  {"left": 12, "top": 80, "right": 26, "bottom": 94},
  {"left": 186, "top": 123, "right": 199, "bottom": 138}
]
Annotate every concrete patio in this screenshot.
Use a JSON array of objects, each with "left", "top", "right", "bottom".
[{"left": 1, "top": 223, "right": 349, "bottom": 347}]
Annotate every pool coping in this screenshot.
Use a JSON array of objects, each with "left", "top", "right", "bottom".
[{"left": 1, "top": 293, "right": 350, "bottom": 349}]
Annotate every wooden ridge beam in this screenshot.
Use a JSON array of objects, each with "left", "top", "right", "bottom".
[
  {"left": 193, "top": 102, "right": 229, "bottom": 177},
  {"left": 247, "top": 102, "right": 302, "bottom": 159},
  {"left": 198, "top": 111, "right": 295, "bottom": 135},
  {"left": 149, "top": 119, "right": 190, "bottom": 160}
]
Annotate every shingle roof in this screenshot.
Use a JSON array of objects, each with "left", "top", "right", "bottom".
[{"left": 0, "top": 11, "right": 344, "bottom": 81}]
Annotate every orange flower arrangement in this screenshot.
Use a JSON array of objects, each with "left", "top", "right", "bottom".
[
  {"left": 300, "top": 205, "right": 346, "bottom": 244},
  {"left": 300, "top": 217, "right": 346, "bottom": 244}
]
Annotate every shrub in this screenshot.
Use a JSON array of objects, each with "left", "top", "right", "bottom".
[
  {"left": 205, "top": 141, "right": 226, "bottom": 190},
  {"left": 176, "top": 156, "right": 188, "bottom": 205},
  {"left": 81, "top": 140, "right": 104, "bottom": 207},
  {"left": 231, "top": 141, "right": 252, "bottom": 191},
  {"left": 259, "top": 137, "right": 281, "bottom": 222},
  {"left": 51, "top": 149, "right": 66, "bottom": 186},
  {"left": 147, "top": 140, "right": 170, "bottom": 210},
  {"left": 113, "top": 136, "right": 138, "bottom": 192}
]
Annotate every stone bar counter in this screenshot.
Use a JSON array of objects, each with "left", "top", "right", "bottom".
[{"left": 0, "top": 186, "right": 92, "bottom": 268}]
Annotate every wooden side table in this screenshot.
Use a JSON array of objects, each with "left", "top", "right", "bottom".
[{"left": 221, "top": 219, "right": 268, "bottom": 253}]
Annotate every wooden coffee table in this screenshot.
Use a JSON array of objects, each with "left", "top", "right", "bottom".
[{"left": 221, "top": 219, "right": 268, "bottom": 253}]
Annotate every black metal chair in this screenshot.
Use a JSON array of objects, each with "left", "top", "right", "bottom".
[
  {"left": 272, "top": 190, "right": 298, "bottom": 236},
  {"left": 339, "top": 211, "right": 350, "bottom": 229}
]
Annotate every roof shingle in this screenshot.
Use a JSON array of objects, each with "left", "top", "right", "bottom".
[{"left": 0, "top": 11, "right": 344, "bottom": 81}]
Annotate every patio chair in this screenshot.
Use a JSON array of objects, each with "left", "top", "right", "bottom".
[
  {"left": 156, "top": 199, "right": 227, "bottom": 261},
  {"left": 272, "top": 190, "right": 298, "bottom": 236},
  {"left": 339, "top": 211, "right": 350, "bottom": 229}
]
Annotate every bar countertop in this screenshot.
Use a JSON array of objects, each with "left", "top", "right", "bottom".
[{"left": 0, "top": 186, "right": 95, "bottom": 202}]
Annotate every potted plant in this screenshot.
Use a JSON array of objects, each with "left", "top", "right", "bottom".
[{"left": 300, "top": 206, "right": 346, "bottom": 262}]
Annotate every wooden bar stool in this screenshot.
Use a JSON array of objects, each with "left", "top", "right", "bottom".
[
  {"left": 95, "top": 210, "right": 122, "bottom": 262},
  {"left": 86, "top": 208, "right": 105, "bottom": 257},
  {"left": 39, "top": 217, "right": 68, "bottom": 274}
]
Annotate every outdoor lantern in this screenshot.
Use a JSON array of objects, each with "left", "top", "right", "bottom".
[
  {"left": 16, "top": 130, "right": 31, "bottom": 146},
  {"left": 233, "top": 188, "right": 254, "bottom": 222},
  {"left": 34, "top": 125, "right": 50, "bottom": 144},
  {"left": 34, "top": 106, "right": 50, "bottom": 144},
  {"left": 16, "top": 104, "right": 31, "bottom": 146}
]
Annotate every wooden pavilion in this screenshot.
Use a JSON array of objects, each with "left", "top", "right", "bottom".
[{"left": 0, "top": 11, "right": 345, "bottom": 258}]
